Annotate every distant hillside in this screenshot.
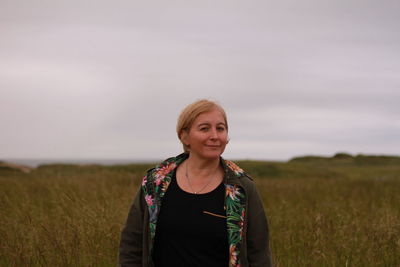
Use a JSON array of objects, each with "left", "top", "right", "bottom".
[
  {"left": 1, "top": 153, "right": 399, "bottom": 178},
  {"left": 0, "top": 162, "right": 33, "bottom": 173},
  {"left": 289, "top": 153, "right": 400, "bottom": 165}
]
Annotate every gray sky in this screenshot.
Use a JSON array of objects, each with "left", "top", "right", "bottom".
[{"left": 1, "top": 0, "right": 399, "bottom": 161}]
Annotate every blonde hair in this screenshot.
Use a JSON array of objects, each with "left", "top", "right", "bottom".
[{"left": 176, "top": 99, "right": 228, "bottom": 152}]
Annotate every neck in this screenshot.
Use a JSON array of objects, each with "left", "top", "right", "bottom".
[{"left": 186, "top": 154, "right": 221, "bottom": 177}]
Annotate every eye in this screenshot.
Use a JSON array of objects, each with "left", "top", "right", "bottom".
[
  {"left": 200, "top": 126, "right": 209, "bottom": 131},
  {"left": 217, "top": 126, "right": 226, "bottom": 131}
]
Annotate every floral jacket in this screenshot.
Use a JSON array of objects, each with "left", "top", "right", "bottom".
[{"left": 119, "top": 153, "right": 272, "bottom": 267}]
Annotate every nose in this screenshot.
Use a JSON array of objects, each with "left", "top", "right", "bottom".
[{"left": 210, "top": 128, "right": 218, "bottom": 139}]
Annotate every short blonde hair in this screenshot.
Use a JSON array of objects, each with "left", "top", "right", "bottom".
[{"left": 176, "top": 99, "right": 228, "bottom": 152}]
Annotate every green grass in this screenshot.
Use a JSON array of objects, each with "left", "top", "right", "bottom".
[{"left": 0, "top": 157, "right": 399, "bottom": 266}]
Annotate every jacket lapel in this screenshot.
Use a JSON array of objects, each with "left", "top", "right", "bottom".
[
  {"left": 142, "top": 154, "right": 188, "bottom": 247},
  {"left": 223, "top": 160, "right": 247, "bottom": 267}
]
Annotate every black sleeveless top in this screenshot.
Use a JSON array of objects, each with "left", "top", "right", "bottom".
[{"left": 153, "top": 172, "right": 229, "bottom": 267}]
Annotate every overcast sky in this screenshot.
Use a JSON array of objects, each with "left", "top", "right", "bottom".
[{"left": 1, "top": 0, "right": 399, "bottom": 162}]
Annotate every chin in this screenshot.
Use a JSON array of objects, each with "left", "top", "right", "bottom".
[{"left": 202, "top": 150, "right": 225, "bottom": 159}]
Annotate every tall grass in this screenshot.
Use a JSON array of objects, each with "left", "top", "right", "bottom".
[
  {"left": 0, "top": 166, "right": 144, "bottom": 267},
  {"left": 0, "top": 159, "right": 399, "bottom": 266},
  {"left": 259, "top": 177, "right": 400, "bottom": 266}
]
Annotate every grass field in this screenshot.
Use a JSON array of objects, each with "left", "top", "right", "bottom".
[{"left": 1, "top": 155, "right": 399, "bottom": 266}]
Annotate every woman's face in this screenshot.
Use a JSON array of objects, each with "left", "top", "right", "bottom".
[{"left": 183, "top": 108, "right": 228, "bottom": 160}]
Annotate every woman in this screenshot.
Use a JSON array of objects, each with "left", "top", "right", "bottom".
[{"left": 119, "top": 99, "right": 272, "bottom": 267}]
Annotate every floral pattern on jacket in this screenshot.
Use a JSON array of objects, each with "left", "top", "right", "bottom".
[{"left": 141, "top": 153, "right": 247, "bottom": 267}]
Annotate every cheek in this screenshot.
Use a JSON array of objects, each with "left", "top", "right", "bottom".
[
  {"left": 189, "top": 132, "right": 206, "bottom": 143},
  {"left": 221, "top": 132, "right": 228, "bottom": 140}
]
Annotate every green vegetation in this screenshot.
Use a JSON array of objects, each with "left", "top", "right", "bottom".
[{"left": 1, "top": 155, "right": 399, "bottom": 266}]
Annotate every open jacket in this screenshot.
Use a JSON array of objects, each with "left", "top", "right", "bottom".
[{"left": 119, "top": 153, "right": 272, "bottom": 267}]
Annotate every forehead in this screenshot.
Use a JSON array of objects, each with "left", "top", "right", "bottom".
[{"left": 193, "top": 109, "right": 226, "bottom": 124}]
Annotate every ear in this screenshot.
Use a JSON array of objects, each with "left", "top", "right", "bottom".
[{"left": 180, "top": 130, "right": 190, "bottom": 146}]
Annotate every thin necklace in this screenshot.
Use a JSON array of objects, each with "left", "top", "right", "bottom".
[{"left": 185, "top": 161, "right": 217, "bottom": 194}]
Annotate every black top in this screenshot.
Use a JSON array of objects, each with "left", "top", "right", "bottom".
[{"left": 153, "top": 172, "right": 229, "bottom": 267}]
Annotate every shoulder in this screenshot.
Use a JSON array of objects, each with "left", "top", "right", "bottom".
[
  {"left": 224, "top": 159, "right": 252, "bottom": 178},
  {"left": 142, "top": 153, "right": 188, "bottom": 184},
  {"left": 223, "top": 159, "right": 255, "bottom": 189}
]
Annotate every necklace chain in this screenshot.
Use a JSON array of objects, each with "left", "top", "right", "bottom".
[{"left": 185, "top": 161, "right": 216, "bottom": 194}]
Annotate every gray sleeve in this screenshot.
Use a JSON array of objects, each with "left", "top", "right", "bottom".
[
  {"left": 118, "top": 186, "right": 148, "bottom": 267},
  {"left": 246, "top": 182, "right": 272, "bottom": 267}
]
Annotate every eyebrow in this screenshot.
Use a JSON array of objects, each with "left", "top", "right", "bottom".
[{"left": 197, "top": 122, "right": 226, "bottom": 127}]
